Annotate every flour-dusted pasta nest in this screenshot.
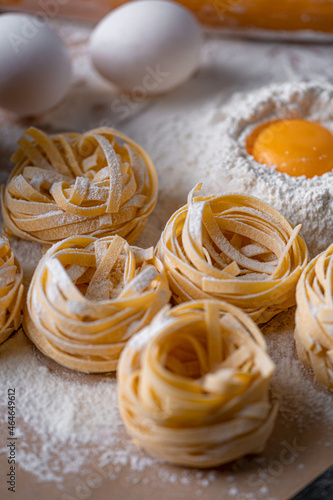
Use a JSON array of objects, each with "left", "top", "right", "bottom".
[
  {"left": 0, "top": 236, "right": 23, "bottom": 344},
  {"left": 118, "top": 299, "right": 278, "bottom": 468},
  {"left": 1, "top": 127, "right": 158, "bottom": 246},
  {"left": 295, "top": 245, "right": 333, "bottom": 390},
  {"left": 24, "top": 235, "right": 170, "bottom": 373},
  {"left": 157, "top": 185, "right": 309, "bottom": 324}
]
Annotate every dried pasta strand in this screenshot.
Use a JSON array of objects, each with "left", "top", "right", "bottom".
[
  {"left": 295, "top": 244, "right": 333, "bottom": 390},
  {"left": 24, "top": 235, "right": 171, "bottom": 373},
  {"left": 118, "top": 299, "right": 278, "bottom": 468},
  {"left": 156, "top": 185, "right": 309, "bottom": 323},
  {"left": 0, "top": 236, "right": 24, "bottom": 344},
  {"left": 1, "top": 127, "right": 158, "bottom": 247}
]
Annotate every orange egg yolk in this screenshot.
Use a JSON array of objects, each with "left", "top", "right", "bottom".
[{"left": 246, "top": 119, "right": 333, "bottom": 178}]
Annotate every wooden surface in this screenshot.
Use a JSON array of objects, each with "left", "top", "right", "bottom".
[{"left": 292, "top": 466, "right": 333, "bottom": 499}]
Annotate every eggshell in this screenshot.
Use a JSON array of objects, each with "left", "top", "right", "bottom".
[
  {"left": 90, "top": 0, "right": 202, "bottom": 94},
  {"left": 0, "top": 14, "right": 72, "bottom": 116}
]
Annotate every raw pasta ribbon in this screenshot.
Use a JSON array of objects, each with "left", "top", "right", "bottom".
[
  {"left": 0, "top": 236, "right": 23, "bottom": 344},
  {"left": 295, "top": 245, "right": 333, "bottom": 390},
  {"left": 24, "top": 235, "right": 170, "bottom": 373},
  {"left": 2, "top": 127, "right": 158, "bottom": 246},
  {"left": 118, "top": 299, "right": 278, "bottom": 467},
  {"left": 156, "top": 185, "right": 309, "bottom": 323}
]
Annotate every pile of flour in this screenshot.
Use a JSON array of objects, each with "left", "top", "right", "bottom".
[{"left": 212, "top": 80, "right": 333, "bottom": 258}]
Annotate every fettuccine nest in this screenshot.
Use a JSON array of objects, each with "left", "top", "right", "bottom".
[
  {"left": 118, "top": 299, "right": 278, "bottom": 467},
  {"left": 0, "top": 236, "right": 23, "bottom": 344},
  {"left": 2, "top": 127, "right": 158, "bottom": 246},
  {"left": 295, "top": 244, "right": 333, "bottom": 390},
  {"left": 157, "top": 185, "right": 309, "bottom": 323},
  {"left": 24, "top": 235, "right": 170, "bottom": 373}
]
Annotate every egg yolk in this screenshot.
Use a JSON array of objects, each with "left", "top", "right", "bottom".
[{"left": 246, "top": 119, "right": 333, "bottom": 178}]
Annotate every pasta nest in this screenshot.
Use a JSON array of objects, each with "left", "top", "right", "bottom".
[
  {"left": 24, "top": 235, "right": 171, "bottom": 373},
  {"left": 157, "top": 185, "right": 309, "bottom": 323},
  {"left": 0, "top": 236, "right": 23, "bottom": 344},
  {"left": 1, "top": 127, "right": 158, "bottom": 246},
  {"left": 118, "top": 299, "right": 278, "bottom": 468},
  {"left": 295, "top": 245, "right": 333, "bottom": 390}
]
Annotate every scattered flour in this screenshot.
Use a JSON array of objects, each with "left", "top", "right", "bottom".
[
  {"left": 263, "top": 308, "right": 333, "bottom": 424},
  {"left": 0, "top": 325, "right": 220, "bottom": 490},
  {"left": 0, "top": 296, "right": 332, "bottom": 487},
  {"left": 0, "top": 330, "right": 122, "bottom": 483}
]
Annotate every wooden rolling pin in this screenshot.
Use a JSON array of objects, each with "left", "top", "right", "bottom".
[{"left": 1, "top": 0, "right": 333, "bottom": 34}]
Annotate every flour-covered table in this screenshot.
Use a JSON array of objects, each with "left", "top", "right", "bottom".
[{"left": 0, "top": 20, "right": 332, "bottom": 500}]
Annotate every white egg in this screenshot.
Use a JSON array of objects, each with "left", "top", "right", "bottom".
[
  {"left": 90, "top": 0, "right": 202, "bottom": 94},
  {"left": 0, "top": 14, "right": 71, "bottom": 116}
]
